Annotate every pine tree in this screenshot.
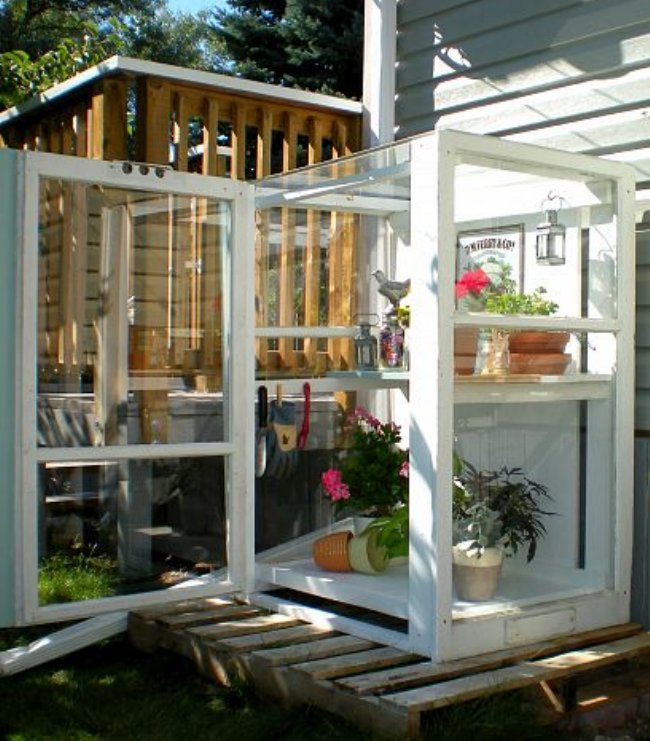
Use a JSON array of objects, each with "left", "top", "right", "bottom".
[{"left": 210, "top": 0, "right": 363, "bottom": 99}]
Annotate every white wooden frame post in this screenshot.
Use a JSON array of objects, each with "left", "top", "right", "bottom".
[
  {"left": 613, "top": 169, "right": 637, "bottom": 614},
  {"left": 408, "top": 133, "right": 456, "bottom": 659},
  {"left": 15, "top": 152, "right": 255, "bottom": 625},
  {"left": 228, "top": 183, "right": 256, "bottom": 596}
]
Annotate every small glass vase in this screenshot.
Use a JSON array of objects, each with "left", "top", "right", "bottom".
[{"left": 477, "top": 328, "right": 510, "bottom": 376}]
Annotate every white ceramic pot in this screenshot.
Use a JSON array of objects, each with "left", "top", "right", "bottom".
[{"left": 452, "top": 542, "right": 504, "bottom": 601}]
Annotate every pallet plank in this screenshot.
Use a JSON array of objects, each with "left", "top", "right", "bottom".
[
  {"left": 239, "top": 651, "right": 410, "bottom": 739},
  {"left": 252, "top": 635, "right": 376, "bottom": 667},
  {"left": 158, "top": 604, "right": 262, "bottom": 630},
  {"left": 530, "top": 633, "right": 650, "bottom": 672},
  {"left": 133, "top": 597, "right": 235, "bottom": 622},
  {"left": 128, "top": 598, "right": 648, "bottom": 741},
  {"left": 291, "top": 646, "right": 421, "bottom": 680},
  {"left": 188, "top": 614, "right": 303, "bottom": 640},
  {"left": 338, "top": 622, "right": 643, "bottom": 696},
  {"left": 380, "top": 633, "right": 650, "bottom": 715},
  {"left": 219, "top": 624, "right": 336, "bottom": 653}
]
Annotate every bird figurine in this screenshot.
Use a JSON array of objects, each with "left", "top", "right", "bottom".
[{"left": 372, "top": 270, "right": 411, "bottom": 308}]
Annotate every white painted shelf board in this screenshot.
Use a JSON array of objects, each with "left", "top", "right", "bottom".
[
  {"left": 452, "top": 570, "right": 600, "bottom": 620},
  {"left": 253, "top": 373, "right": 408, "bottom": 394},
  {"left": 256, "top": 556, "right": 602, "bottom": 625},
  {"left": 327, "top": 370, "right": 409, "bottom": 381},
  {"left": 323, "top": 371, "right": 610, "bottom": 402},
  {"left": 453, "top": 314, "right": 620, "bottom": 333},
  {"left": 255, "top": 559, "right": 409, "bottom": 619},
  {"left": 455, "top": 374, "right": 612, "bottom": 403}
]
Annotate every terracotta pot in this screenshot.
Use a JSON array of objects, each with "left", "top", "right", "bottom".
[
  {"left": 313, "top": 531, "right": 353, "bottom": 572},
  {"left": 509, "top": 352, "right": 571, "bottom": 375},
  {"left": 509, "top": 331, "right": 570, "bottom": 354},
  {"left": 452, "top": 544, "right": 503, "bottom": 601},
  {"left": 508, "top": 331, "right": 571, "bottom": 375},
  {"left": 454, "top": 327, "right": 478, "bottom": 376}
]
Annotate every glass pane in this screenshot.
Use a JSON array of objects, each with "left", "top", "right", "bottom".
[
  {"left": 254, "top": 385, "right": 410, "bottom": 623},
  {"left": 37, "top": 180, "right": 230, "bottom": 445},
  {"left": 255, "top": 388, "right": 343, "bottom": 551},
  {"left": 255, "top": 175, "right": 411, "bottom": 378},
  {"left": 453, "top": 385, "right": 615, "bottom": 613},
  {"left": 453, "top": 157, "right": 619, "bottom": 321},
  {"left": 38, "top": 457, "right": 226, "bottom": 606}
]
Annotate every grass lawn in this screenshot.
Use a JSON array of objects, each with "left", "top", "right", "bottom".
[{"left": 0, "top": 629, "right": 369, "bottom": 741}]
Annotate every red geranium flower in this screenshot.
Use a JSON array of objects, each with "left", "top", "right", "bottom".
[{"left": 455, "top": 268, "right": 491, "bottom": 299}]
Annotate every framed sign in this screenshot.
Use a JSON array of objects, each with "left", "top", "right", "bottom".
[{"left": 456, "top": 224, "right": 524, "bottom": 290}]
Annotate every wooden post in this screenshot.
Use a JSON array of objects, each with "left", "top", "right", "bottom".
[
  {"left": 254, "top": 109, "right": 274, "bottom": 372},
  {"left": 278, "top": 112, "right": 299, "bottom": 369},
  {"left": 331, "top": 119, "right": 356, "bottom": 372},
  {"left": 203, "top": 98, "right": 219, "bottom": 176},
  {"left": 257, "top": 108, "right": 272, "bottom": 178},
  {"left": 231, "top": 103, "right": 246, "bottom": 180},
  {"left": 132, "top": 78, "right": 173, "bottom": 443},
  {"left": 175, "top": 93, "right": 189, "bottom": 172},
  {"left": 135, "top": 77, "right": 171, "bottom": 164},
  {"left": 283, "top": 112, "right": 298, "bottom": 171},
  {"left": 304, "top": 116, "right": 323, "bottom": 369},
  {"left": 72, "top": 102, "right": 87, "bottom": 158},
  {"left": 90, "top": 78, "right": 128, "bottom": 161}
]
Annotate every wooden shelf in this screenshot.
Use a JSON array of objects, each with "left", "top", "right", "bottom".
[
  {"left": 255, "top": 556, "right": 602, "bottom": 623},
  {"left": 455, "top": 374, "right": 612, "bottom": 403},
  {"left": 324, "top": 371, "right": 611, "bottom": 403}
]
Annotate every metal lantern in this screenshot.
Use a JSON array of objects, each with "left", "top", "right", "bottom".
[
  {"left": 354, "top": 320, "right": 378, "bottom": 370},
  {"left": 536, "top": 193, "right": 566, "bottom": 265}
]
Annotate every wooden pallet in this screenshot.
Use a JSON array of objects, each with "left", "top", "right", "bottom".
[{"left": 128, "top": 598, "right": 650, "bottom": 738}]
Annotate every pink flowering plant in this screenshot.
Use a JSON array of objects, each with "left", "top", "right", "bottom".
[{"left": 321, "top": 406, "right": 409, "bottom": 558}]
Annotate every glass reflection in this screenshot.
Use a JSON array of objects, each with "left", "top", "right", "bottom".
[
  {"left": 37, "top": 181, "right": 230, "bottom": 446},
  {"left": 38, "top": 457, "right": 226, "bottom": 605}
]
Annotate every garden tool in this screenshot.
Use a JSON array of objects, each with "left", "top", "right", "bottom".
[
  {"left": 264, "top": 383, "right": 299, "bottom": 479},
  {"left": 255, "top": 385, "right": 269, "bottom": 478},
  {"left": 296, "top": 382, "right": 311, "bottom": 450}
]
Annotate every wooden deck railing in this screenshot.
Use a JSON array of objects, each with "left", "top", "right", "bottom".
[
  {"left": 0, "top": 58, "right": 361, "bottom": 177},
  {"left": 0, "top": 57, "right": 363, "bottom": 391}
]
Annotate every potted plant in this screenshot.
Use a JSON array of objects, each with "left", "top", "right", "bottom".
[
  {"left": 318, "top": 406, "right": 409, "bottom": 573},
  {"left": 452, "top": 453, "right": 554, "bottom": 601},
  {"left": 454, "top": 259, "right": 515, "bottom": 374}
]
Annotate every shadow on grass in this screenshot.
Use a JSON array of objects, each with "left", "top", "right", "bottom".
[{"left": 0, "top": 632, "right": 367, "bottom": 741}]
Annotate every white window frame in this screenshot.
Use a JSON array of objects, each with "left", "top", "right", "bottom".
[{"left": 15, "top": 152, "right": 255, "bottom": 624}]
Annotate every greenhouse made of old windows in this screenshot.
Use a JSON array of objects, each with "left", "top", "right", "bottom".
[{"left": 0, "top": 130, "right": 635, "bottom": 662}]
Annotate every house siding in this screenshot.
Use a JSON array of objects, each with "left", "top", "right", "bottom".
[{"left": 396, "top": 0, "right": 650, "bottom": 185}]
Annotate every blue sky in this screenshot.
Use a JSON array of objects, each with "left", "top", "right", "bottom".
[{"left": 167, "top": 0, "right": 227, "bottom": 14}]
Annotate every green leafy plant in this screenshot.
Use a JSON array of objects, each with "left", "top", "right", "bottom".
[
  {"left": 453, "top": 455, "right": 554, "bottom": 562},
  {"left": 484, "top": 286, "right": 558, "bottom": 316},
  {"left": 321, "top": 406, "right": 408, "bottom": 515},
  {"left": 0, "top": 21, "right": 122, "bottom": 109},
  {"left": 363, "top": 505, "right": 409, "bottom": 559}
]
